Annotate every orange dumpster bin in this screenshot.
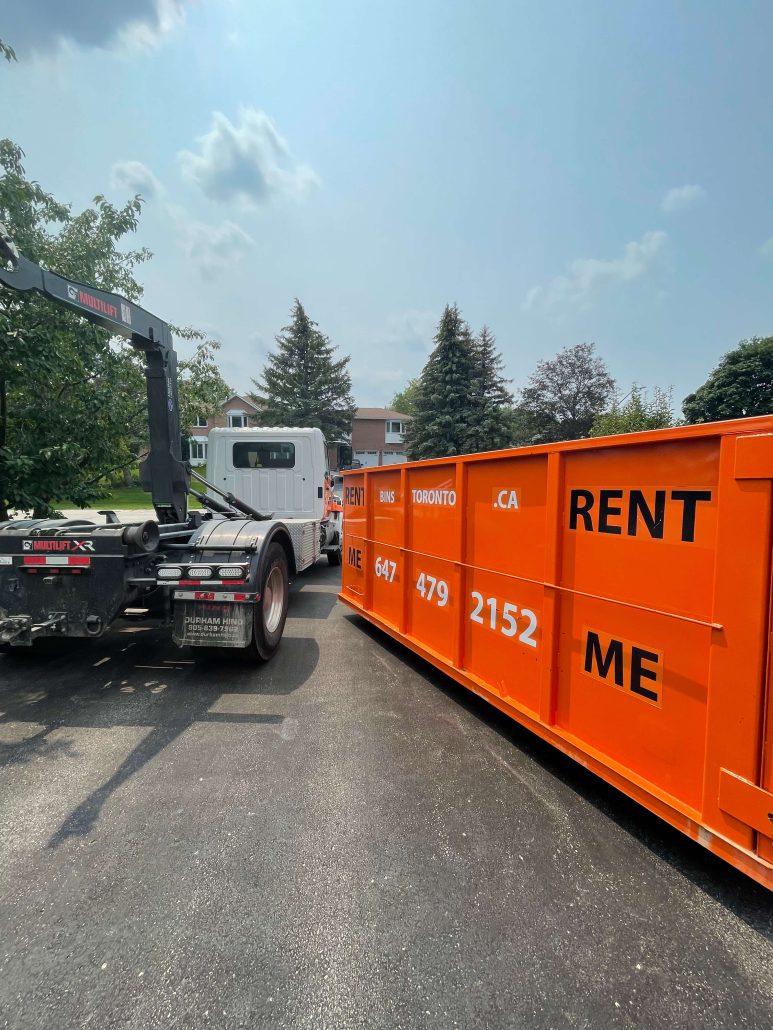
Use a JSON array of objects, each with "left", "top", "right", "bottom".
[{"left": 339, "top": 416, "right": 773, "bottom": 890}]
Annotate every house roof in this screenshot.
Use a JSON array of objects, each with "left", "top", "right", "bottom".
[
  {"left": 222, "top": 393, "right": 262, "bottom": 411},
  {"left": 355, "top": 407, "right": 411, "bottom": 420}
]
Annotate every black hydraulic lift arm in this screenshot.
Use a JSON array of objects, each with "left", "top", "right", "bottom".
[{"left": 0, "top": 225, "right": 189, "bottom": 524}]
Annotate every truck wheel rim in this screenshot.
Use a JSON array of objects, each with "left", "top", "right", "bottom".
[{"left": 263, "top": 566, "right": 285, "bottom": 634}]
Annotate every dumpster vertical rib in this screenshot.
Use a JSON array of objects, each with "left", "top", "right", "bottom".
[
  {"left": 759, "top": 552, "right": 773, "bottom": 865},
  {"left": 733, "top": 433, "right": 773, "bottom": 871},
  {"left": 454, "top": 459, "right": 468, "bottom": 670},
  {"left": 402, "top": 466, "right": 413, "bottom": 636},
  {"left": 539, "top": 451, "right": 563, "bottom": 726},
  {"left": 399, "top": 464, "right": 408, "bottom": 634},
  {"left": 704, "top": 433, "right": 773, "bottom": 852},
  {"left": 364, "top": 469, "right": 374, "bottom": 614}
]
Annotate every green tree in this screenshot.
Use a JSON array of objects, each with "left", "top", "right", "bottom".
[
  {"left": 117, "top": 331, "right": 232, "bottom": 481},
  {"left": 464, "top": 324, "right": 513, "bottom": 452},
  {"left": 591, "top": 385, "right": 673, "bottom": 437},
  {"left": 505, "top": 404, "right": 543, "bottom": 447},
  {"left": 682, "top": 336, "right": 773, "bottom": 424},
  {"left": 176, "top": 335, "right": 232, "bottom": 434},
  {"left": 518, "top": 342, "right": 615, "bottom": 442},
  {"left": 0, "top": 139, "right": 153, "bottom": 518},
  {"left": 404, "top": 304, "right": 479, "bottom": 460},
  {"left": 390, "top": 376, "right": 420, "bottom": 416},
  {"left": 253, "top": 299, "right": 355, "bottom": 439},
  {"left": 1, "top": 39, "right": 16, "bottom": 63}
]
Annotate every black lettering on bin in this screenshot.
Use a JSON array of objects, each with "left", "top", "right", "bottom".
[
  {"left": 671, "top": 490, "right": 712, "bottom": 543},
  {"left": 569, "top": 489, "right": 594, "bottom": 531},
  {"left": 630, "top": 646, "right": 660, "bottom": 702},
  {"left": 344, "top": 486, "right": 364, "bottom": 507},
  {"left": 628, "top": 489, "right": 666, "bottom": 538},
  {"left": 598, "top": 489, "right": 623, "bottom": 535},
  {"left": 584, "top": 632, "right": 624, "bottom": 687}
]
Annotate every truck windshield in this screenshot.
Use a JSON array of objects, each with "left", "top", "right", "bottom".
[{"left": 233, "top": 442, "right": 295, "bottom": 469}]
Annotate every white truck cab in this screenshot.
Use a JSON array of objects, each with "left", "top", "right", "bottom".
[{"left": 206, "top": 427, "right": 343, "bottom": 567}]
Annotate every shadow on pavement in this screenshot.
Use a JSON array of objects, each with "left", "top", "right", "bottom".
[
  {"left": 192, "top": 635, "right": 321, "bottom": 695},
  {"left": 0, "top": 624, "right": 321, "bottom": 845},
  {"left": 286, "top": 589, "right": 339, "bottom": 620},
  {"left": 48, "top": 713, "right": 283, "bottom": 847},
  {"left": 344, "top": 612, "right": 773, "bottom": 936}
]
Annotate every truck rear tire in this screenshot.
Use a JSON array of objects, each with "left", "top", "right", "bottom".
[
  {"left": 327, "top": 547, "right": 341, "bottom": 567},
  {"left": 192, "top": 541, "right": 289, "bottom": 665},
  {"left": 251, "top": 541, "right": 289, "bottom": 661}
]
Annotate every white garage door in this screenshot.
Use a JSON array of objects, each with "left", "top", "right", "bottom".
[
  {"left": 381, "top": 452, "right": 407, "bottom": 465},
  {"left": 354, "top": 450, "right": 380, "bottom": 468}
]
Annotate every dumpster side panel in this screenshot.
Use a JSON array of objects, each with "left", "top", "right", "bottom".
[
  {"left": 554, "top": 437, "right": 721, "bottom": 814},
  {"left": 371, "top": 468, "right": 403, "bottom": 546},
  {"left": 462, "top": 454, "right": 550, "bottom": 712},
  {"left": 555, "top": 596, "right": 710, "bottom": 810},
  {"left": 406, "top": 465, "right": 462, "bottom": 562},
  {"left": 341, "top": 472, "right": 367, "bottom": 602},
  {"left": 560, "top": 439, "right": 719, "bottom": 619},
  {"left": 463, "top": 565, "right": 545, "bottom": 713},
  {"left": 340, "top": 420, "right": 773, "bottom": 888},
  {"left": 407, "top": 551, "right": 460, "bottom": 663},
  {"left": 368, "top": 467, "right": 406, "bottom": 630},
  {"left": 464, "top": 455, "right": 549, "bottom": 582}
]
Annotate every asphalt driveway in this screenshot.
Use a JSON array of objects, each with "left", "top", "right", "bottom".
[{"left": 0, "top": 563, "right": 771, "bottom": 1029}]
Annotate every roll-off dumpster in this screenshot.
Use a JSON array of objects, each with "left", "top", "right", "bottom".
[{"left": 339, "top": 416, "right": 773, "bottom": 889}]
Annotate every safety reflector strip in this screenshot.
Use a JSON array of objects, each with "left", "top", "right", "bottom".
[
  {"left": 174, "top": 590, "right": 256, "bottom": 603},
  {"left": 176, "top": 579, "right": 238, "bottom": 587},
  {"left": 22, "top": 555, "right": 91, "bottom": 566}
]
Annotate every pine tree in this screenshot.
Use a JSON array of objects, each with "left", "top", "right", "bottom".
[
  {"left": 253, "top": 299, "right": 356, "bottom": 440},
  {"left": 590, "top": 385, "right": 673, "bottom": 437},
  {"left": 465, "top": 325, "right": 514, "bottom": 452},
  {"left": 404, "top": 304, "right": 479, "bottom": 460}
]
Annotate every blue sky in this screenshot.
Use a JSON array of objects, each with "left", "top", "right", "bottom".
[{"left": 3, "top": 0, "right": 772, "bottom": 412}]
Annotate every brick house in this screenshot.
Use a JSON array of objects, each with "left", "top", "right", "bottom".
[
  {"left": 189, "top": 394, "right": 263, "bottom": 466},
  {"left": 351, "top": 408, "right": 411, "bottom": 467}
]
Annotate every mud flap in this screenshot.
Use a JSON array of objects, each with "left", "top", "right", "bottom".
[{"left": 173, "top": 600, "right": 252, "bottom": 648}]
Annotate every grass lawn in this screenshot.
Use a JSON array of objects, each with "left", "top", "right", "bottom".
[
  {"left": 55, "top": 485, "right": 153, "bottom": 510},
  {"left": 55, "top": 465, "right": 207, "bottom": 511}
]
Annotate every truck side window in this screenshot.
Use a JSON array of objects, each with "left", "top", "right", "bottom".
[{"left": 233, "top": 442, "right": 295, "bottom": 469}]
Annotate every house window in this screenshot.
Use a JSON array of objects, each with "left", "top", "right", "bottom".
[
  {"left": 189, "top": 439, "right": 207, "bottom": 462},
  {"left": 385, "top": 420, "right": 405, "bottom": 443},
  {"left": 228, "top": 411, "right": 247, "bottom": 428},
  {"left": 233, "top": 442, "right": 295, "bottom": 469},
  {"left": 194, "top": 415, "right": 208, "bottom": 428}
]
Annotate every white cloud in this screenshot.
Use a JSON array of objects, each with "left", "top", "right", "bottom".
[
  {"left": 660, "top": 184, "right": 707, "bottom": 213},
  {"left": 3, "top": 0, "right": 185, "bottom": 56},
  {"left": 349, "top": 309, "right": 438, "bottom": 405},
  {"left": 524, "top": 230, "right": 668, "bottom": 311},
  {"left": 168, "top": 206, "right": 256, "bottom": 276},
  {"left": 380, "top": 309, "right": 438, "bottom": 353},
  {"left": 120, "top": 0, "right": 186, "bottom": 50},
  {"left": 759, "top": 237, "right": 773, "bottom": 261},
  {"left": 111, "top": 160, "right": 162, "bottom": 199},
  {"left": 178, "top": 108, "right": 319, "bottom": 208}
]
